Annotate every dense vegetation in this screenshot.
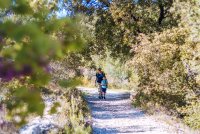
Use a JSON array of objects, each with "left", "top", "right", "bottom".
[
  {"left": 74, "top": 0, "right": 200, "bottom": 129},
  {"left": 0, "top": 0, "right": 89, "bottom": 132},
  {"left": 0, "top": 0, "right": 199, "bottom": 132}
]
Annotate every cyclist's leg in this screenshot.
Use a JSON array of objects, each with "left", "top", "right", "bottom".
[
  {"left": 101, "top": 88, "right": 106, "bottom": 99},
  {"left": 98, "top": 83, "right": 102, "bottom": 99}
]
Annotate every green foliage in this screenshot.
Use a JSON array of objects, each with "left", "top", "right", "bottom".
[
  {"left": 50, "top": 102, "right": 61, "bottom": 114},
  {"left": 79, "top": 6, "right": 132, "bottom": 60},
  {"left": 42, "top": 84, "right": 91, "bottom": 134},
  {"left": 6, "top": 86, "right": 45, "bottom": 126},
  {"left": 59, "top": 77, "right": 83, "bottom": 89},
  {"left": 0, "top": 0, "right": 86, "bottom": 127},
  {"left": 60, "top": 88, "right": 92, "bottom": 134},
  {"left": 130, "top": 0, "right": 200, "bottom": 129},
  {"left": 179, "top": 102, "right": 200, "bottom": 129},
  {"left": 0, "top": 0, "right": 11, "bottom": 8}
]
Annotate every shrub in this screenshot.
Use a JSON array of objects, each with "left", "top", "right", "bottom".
[{"left": 130, "top": 0, "right": 200, "bottom": 129}]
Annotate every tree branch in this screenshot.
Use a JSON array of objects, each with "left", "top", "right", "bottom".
[{"left": 158, "top": 3, "right": 165, "bottom": 25}]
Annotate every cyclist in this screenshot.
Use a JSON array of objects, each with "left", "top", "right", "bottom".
[
  {"left": 95, "top": 68, "right": 105, "bottom": 99},
  {"left": 101, "top": 76, "right": 108, "bottom": 99}
]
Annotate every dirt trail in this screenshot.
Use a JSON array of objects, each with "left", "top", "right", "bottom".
[{"left": 82, "top": 88, "right": 178, "bottom": 134}]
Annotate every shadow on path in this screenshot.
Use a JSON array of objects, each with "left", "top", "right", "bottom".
[{"left": 82, "top": 88, "right": 171, "bottom": 134}]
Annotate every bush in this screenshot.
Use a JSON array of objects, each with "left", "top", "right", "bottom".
[
  {"left": 130, "top": 0, "right": 200, "bottom": 129},
  {"left": 179, "top": 102, "right": 200, "bottom": 129}
]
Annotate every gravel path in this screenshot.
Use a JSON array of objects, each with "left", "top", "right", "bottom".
[{"left": 82, "top": 88, "right": 174, "bottom": 134}]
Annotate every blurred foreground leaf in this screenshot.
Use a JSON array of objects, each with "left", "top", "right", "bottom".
[
  {"left": 0, "top": 0, "right": 12, "bottom": 8},
  {"left": 6, "top": 87, "right": 45, "bottom": 126}
]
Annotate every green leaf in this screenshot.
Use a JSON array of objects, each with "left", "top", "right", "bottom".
[
  {"left": 12, "top": 0, "right": 33, "bottom": 14},
  {"left": 50, "top": 102, "right": 61, "bottom": 114},
  {"left": 0, "top": 0, "right": 12, "bottom": 8},
  {"left": 14, "top": 87, "right": 45, "bottom": 116}
]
